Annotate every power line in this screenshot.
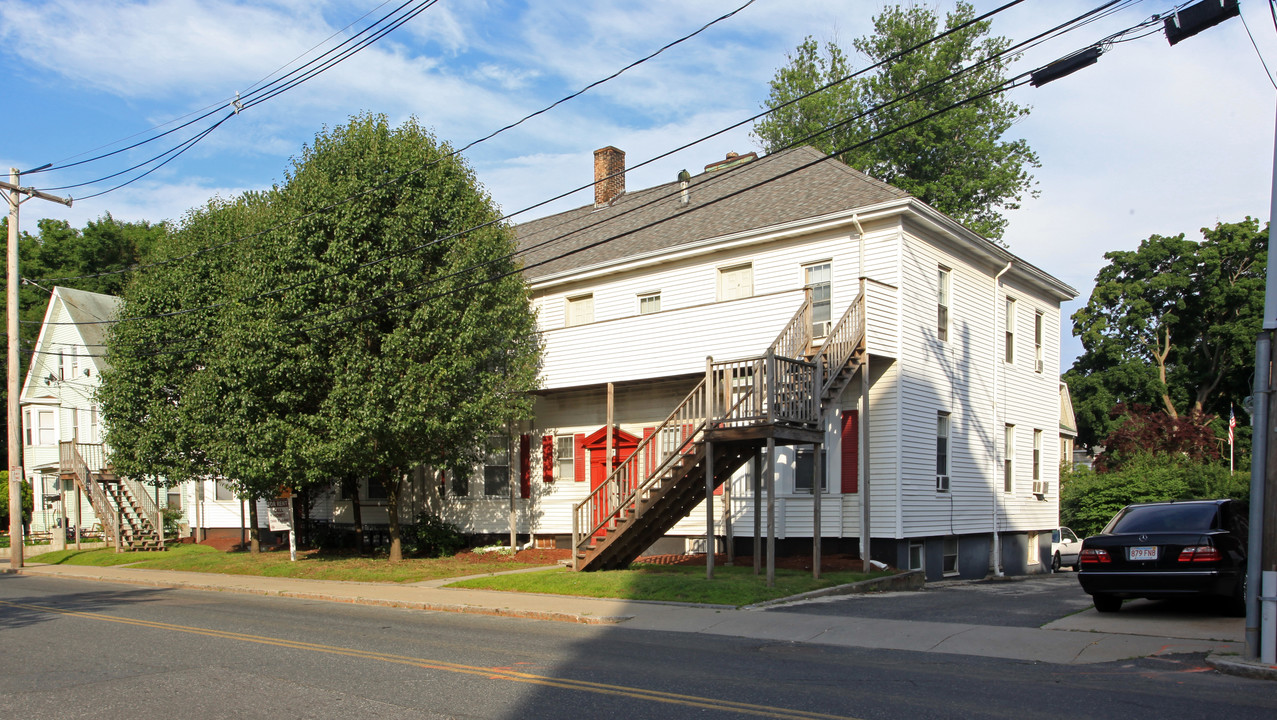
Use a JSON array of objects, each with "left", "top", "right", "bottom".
[
  {"left": 22, "top": 1, "right": 1016, "bottom": 291},
  {"left": 32, "top": 0, "right": 1150, "bottom": 362},
  {"left": 26, "top": 0, "right": 1029, "bottom": 322}
]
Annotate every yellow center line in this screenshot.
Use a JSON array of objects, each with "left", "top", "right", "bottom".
[{"left": 0, "top": 599, "right": 859, "bottom": 720}]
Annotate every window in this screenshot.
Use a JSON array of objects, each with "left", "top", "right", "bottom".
[
  {"left": 794, "top": 447, "right": 827, "bottom": 493},
  {"left": 908, "top": 541, "right": 924, "bottom": 571},
  {"left": 23, "top": 408, "right": 31, "bottom": 446},
  {"left": 1032, "top": 429, "right": 1042, "bottom": 481},
  {"left": 804, "top": 262, "right": 831, "bottom": 336},
  {"left": 1034, "top": 311, "right": 1044, "bottom": 373},
  {"left": 1004, "top": 298, "right": 1016, "bottom": 364},
  {"left": 167, "top": 490, "right": 182, "bottom": 511},
  {"left": 33, "top": 409, "right": 56, "bottom": 446},
  {"left": 936, "top": 413, "right": 950, "bottom": 492},
  {"left": 1004, "top": 424, "right": 1015, "bottom": 492},
  {"left": 483, "top": 436, "right": 511, "bottom": 496},
  {"left": 367, "top": 476, "right": 389, "bottom": 500},
  {"left": 89, "top": 407, "right": 98, "bottom": 442},
  {"left": 942, "top": 537, "right": 959, "bottom": 575},
  {"left": 215, "top": 480, "right": 235, "bottom": 501},
  {"left": 57, "top": 351, "right": 65, "bottom": 380},
  {"left": 70, "top": 348, "right": 79, "bottom": 380},
  {"left": 937, "top": 267, "right": 951, "bottom": 342},
  {"left": 70, "top": 408, "right": 79, "bottom": 441},
  {"left": 555, "top": 435, "right": 575, "bottom": 480},
  {"left": 450, "top": 470, "right": 469, "bottom": 497},
  {"left": 565, "top": 294, "right": 594, "bottom": 327},
  {"left": 717, "top": 263, "right": 753, "bottom": 301},
  {"left": 638, "top": 292, "right": 661, "bottom": 315}
]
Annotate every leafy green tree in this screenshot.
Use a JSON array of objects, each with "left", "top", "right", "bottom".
[
  {"left": 1060, "top": 454, "right": 1247, "bottom": 537},
  {"left": 752, "top": 2, "right": 1037, "bottom": 239},
  {"left": 101, "top": 113, "right": 541, "bottom": 562},
  {"left": 0, "top": 471, "right": 34, "bottom": 535},
  {"left": 258, "top": 113, "right": 541, "bottom": 561},
  {"left": 1065, "top": 218, "right": 1266, "bottom": 447}
]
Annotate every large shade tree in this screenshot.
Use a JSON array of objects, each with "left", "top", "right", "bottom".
[
  {"left": 752, "top": 2, "right": 1037, "bottom": 240},
  {"left": 101, "top": 114, "right": 541, "bottom": 561},
  {"left": 1065, "top": 217, "right": 1267, "bottom": 449}
]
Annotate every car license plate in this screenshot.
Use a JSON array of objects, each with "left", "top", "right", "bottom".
[{"left": 1129, "top": 546, "right": 1158, "bottom": 561}]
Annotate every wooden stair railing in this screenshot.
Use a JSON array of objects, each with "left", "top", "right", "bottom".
[
  {"left": 60, "top": 442, "right": 121, "bottom": 548},
  {"left": 570, "top": 285, "right": 863, "bottom": 572}
]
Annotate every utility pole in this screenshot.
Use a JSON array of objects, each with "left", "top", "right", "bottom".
[{"left": 4, "top": 167, "right": 72, "bottom": 569}]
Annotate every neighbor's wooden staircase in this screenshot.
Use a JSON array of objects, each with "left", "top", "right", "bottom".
[
  {"left": 60, "top": 442, "right": 166, "bottom": 551},
  {"left": 571, "top": 281, "right": 867, "bottom": 571}
]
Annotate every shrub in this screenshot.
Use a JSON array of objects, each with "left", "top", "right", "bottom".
[
  {"left": 404, "top": 513, "right": 465, "bottom": 558},
  {"left": 1061, "top": 453, "right": 1248, "bottom": 537}
]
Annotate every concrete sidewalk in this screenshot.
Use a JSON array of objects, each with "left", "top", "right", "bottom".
[{"left": 3, "top": 562, "right": 1264, "bottom": 671}]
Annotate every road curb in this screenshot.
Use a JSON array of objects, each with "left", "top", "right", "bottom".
[
  {"left": 1205, "top": 653, "right": 1277, "bottom": 681},
  {"left": 741, "top": 569, "right": 925, "bottom": 610}
]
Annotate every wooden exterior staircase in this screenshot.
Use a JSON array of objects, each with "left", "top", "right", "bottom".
[
  {"left": 59, "top": 442, "right": 166, "bottom": 551},
  {"left": 571, "top": 281, "right": 868, "bottom": 571}
]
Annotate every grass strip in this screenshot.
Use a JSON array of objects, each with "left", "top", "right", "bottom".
[
  {"left": 30, "top": 545, "right": 556, "bottom": 583},
  {"left": 448, "top": 563, "right": 890, "bottom": 606}
]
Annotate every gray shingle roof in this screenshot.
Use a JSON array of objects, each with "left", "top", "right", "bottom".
[
  {"left": 55, "top": 286, "right": 121, "bottom": 360},
  {"left": 515, "top": 146, "right": 908, "bottom": 281}
]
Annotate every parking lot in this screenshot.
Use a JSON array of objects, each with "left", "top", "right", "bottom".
[{"left": 765, "top": 570, "right": 1246, "bottom": 642}]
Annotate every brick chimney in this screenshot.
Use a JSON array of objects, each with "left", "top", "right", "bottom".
[{"left": 593, "top": 146, "right": 625, "bottom": 207}]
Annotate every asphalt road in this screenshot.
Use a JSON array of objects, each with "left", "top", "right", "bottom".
[{"left": 1, "top": 573, "right": 1273, "bottom": 720}]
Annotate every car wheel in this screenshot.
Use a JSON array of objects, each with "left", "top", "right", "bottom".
[
  {"left": 1051, "top": 552, "right": 1061, "bottom": 573},
  {"left": 1226, "top": 574, "right": 1246, "bottom": 618},
  {"left": 1070, "top": 559, "right": 1081, "bottom": 572},
  {"left": 1093, "top": 594, "right": 1122, "bottom": 613}
]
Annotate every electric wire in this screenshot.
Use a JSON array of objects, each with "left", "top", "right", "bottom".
[
  {"left": 27, "top": 0, "right": 1032, "bottom": 310},
  {"left": 27, "top": 0, "right": 763, "bottom": 284},
  {"left": 1240, "top": 5, "right": 1277, "bottom": 90},
  {"left": 21, "top": 0, "right": 1135, "bottom": 361},
  {"left": 27, "top": 3, "right": 1149, "bottom": 361}
]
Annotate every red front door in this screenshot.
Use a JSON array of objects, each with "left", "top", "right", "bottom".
[{"left": 582, "top": 427, "right": 640, "bottom": 538}]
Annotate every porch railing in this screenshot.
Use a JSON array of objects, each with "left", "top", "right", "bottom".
[
  {"left": 59, "top": 442, "right": 119, "bottom": 545},
  {"left": 816, "top": 282, "right": 866, "bottom": 399}
]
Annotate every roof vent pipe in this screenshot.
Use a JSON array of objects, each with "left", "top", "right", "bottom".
[{"left": 678, "top": 169, "right": 691, "bottom": 205}]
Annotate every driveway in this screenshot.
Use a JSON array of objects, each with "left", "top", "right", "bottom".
[{"left": 765, "top": 570, "right": 1245, "bottom": 642}]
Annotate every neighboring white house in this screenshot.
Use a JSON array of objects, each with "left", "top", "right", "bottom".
[
  {"left": 20, "top": 286, "right": 251, "bottom": 543},
  {"left": 432, "top": 145, "right": 1077, "bottom": 579}
]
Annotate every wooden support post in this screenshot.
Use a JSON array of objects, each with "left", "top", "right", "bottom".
[
  {"left": 766, "top": 437, "right": 776, "bottom": 587},
  {"left": 813, "top": 440, "right": 822, "bottom": 580},
  {"left": 606, "top": 383, "right": 615, "bottom": 525},
  {"left": 571, "top": 511, "right": 579, "bottom": 571},
  {"left": 114, "top": 510, "right": 121, "bottom": 554},
  {"left": 860, "top": 354, "right": 871, "bottom": 570},
  {"left": 752, "top": 452, "right": 761, "bottom": 575},
  {"left": 74, "top": 490, "right": 81, "bottom": 550},
  {"left": 509, "top": 425, "right": 517, "bottom": 551},
  {"left": 723, "top": 467, "right": 733, "bottom": 564},
  {"left": 705, "top": 438, "right": 714, "bottom": 581}
]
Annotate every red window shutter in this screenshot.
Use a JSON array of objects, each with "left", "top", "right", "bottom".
[
  {"left": 542, "top": 435, "right": 554, "bottom": 483},
  {"left": 574, "top": 433, "right": 586, "bottom": 482},
  {"left": 841, "top": 410, "right": 859, "bottom": 494},
  {"left": 519, "top": 434, "right": 532, "bottom": 499}
]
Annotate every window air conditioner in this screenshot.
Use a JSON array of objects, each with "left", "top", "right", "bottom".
[
  {"left": 936, "top": 475, "right": 950, "bottom": 492},
  {"left": 1032, "top": 480, "right": 1048, "bottom": 496},
  {"left": 1035, "top": 359, "right": 1044, "bottom": 373}
]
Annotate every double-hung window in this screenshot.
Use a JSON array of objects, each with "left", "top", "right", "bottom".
[
  {"left": 804, "top": 262, "right": 831, "bottom": 337},
  {"left": 1004, "top": 424, "right": 1015, "bottom": 492},
  {"left": 937, "top": 267, "right": 951, "bottom": 342},
  {"left": 555, "top": 435, "right": 575, "bottom": 480},
  {"left": 794, "top": 446, "right": 827, "bottom": 493},
  {"left": 484, "top": 436, "right": 511, "bottom": 496},
  {"left": 1004, "top": 298, "right": 1016, "bottom": 364},
  {"left": 1034, "top": 311, "right": 1044, "bottom": 373},
  {"left": 936, "top": 413, "right": 951, "bottom": 492}
]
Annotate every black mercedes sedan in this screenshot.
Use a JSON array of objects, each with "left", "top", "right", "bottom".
[{"left": 1077, "top": 499, "right": 1248, "bottom": 615}]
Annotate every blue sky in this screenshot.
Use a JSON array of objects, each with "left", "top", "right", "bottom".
[{"left": 1, "top": 0, "right": 1273, "bottom": 367}]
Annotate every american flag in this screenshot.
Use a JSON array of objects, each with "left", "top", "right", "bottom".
[{"left": 1229, "top": 405, "right": 1236, "bottom": 447}]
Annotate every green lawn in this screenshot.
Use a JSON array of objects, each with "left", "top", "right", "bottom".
[
  {"left": 448, "top": 564, "right": 889, "bottom": 606},
  {"left": 31, "top": 545, "right": 561, "bottom": 583}
]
